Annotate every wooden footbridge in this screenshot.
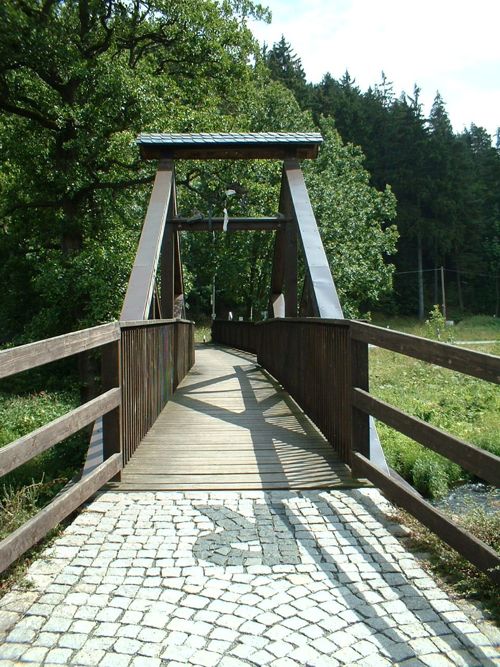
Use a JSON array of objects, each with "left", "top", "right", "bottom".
[{"left": 1, "top": 133, "right": 499, "bottom": 582}]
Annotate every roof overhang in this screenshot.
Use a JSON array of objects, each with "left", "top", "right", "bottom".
[{"left": 137, "top": 132, "right": 323, "bottom": 160}]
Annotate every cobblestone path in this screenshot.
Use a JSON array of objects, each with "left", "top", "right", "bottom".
[{"left": 1, "top": 489, "right": 499, "bottom": 666}]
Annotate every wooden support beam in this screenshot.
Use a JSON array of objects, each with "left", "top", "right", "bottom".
[
  {"left": 353, "top": 388, "right": 500, "bottom": 486},
  {"left": 173, "top": 232, "right": 185, "bottom": 318},
  {"left": 353, "top": 453, "right": 500, "bottom": 583},
  {"left": 121, "top": 160, "right": 173, "bottom": 321},
  {"left": 160, "top": 168, "right": 177, "bottom": 319},
  {"left": 298, "top": 275, "right": 318, "bottom": 317},
  {"left": 173, "top": 217, "right": 284, "bottom": 232},
  {"left": 284, "top": 159, "right": 343, "bottom": 319},
  {"left": 269, "top": 228, "right": 286, "bottom": 318},
  {"left": 282, "top": 170, "right": 298, "bottom": 317}
]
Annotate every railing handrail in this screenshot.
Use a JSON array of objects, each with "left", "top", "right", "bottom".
[
  {"left": 0, "top": 322, "right": 120, "bottom": 380},
  {"left": 351, "top": 320, "right": 499, "bottom": 384},
  {"left": 215, "top": 317, "right": 499, "bottom": 384},
  {"left": 0, "top": 322, "right": 123, "bottom": 576},
  {"left": 120, "top": 318, "right": 194, "bottom": 329}
]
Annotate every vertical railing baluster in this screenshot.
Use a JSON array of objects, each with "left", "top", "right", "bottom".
[
  {"left": 350, "top": 331, "right": 370, "bottom": 471},
  {"left": 102, "top": 338, "right": 122, "bottom": 481}
]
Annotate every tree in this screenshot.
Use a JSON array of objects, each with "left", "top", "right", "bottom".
[
  {"left": 0, "top": 0, "right": 267, "bottom": 340},
  {"left": 304, "top": 119, "right": 398, "bottom": 316},
  {"left": 264, "top": 36, "right": 310, "bottom": 109}
]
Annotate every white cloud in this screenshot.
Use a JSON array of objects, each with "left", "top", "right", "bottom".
[{"left": 250, "top": 0, "right": 500, "bottom": 138}]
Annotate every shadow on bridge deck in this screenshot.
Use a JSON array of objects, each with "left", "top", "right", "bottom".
[{"left": 117, "top": 345, "right": 367, "bottom": 491}]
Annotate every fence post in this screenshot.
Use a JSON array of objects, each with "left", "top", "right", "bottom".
[
  {"left": 102, "top": 338, "right": 122, "bottom": 481},
  {"left": 350, "top": 330, "right": 370, "bottom": 473}
]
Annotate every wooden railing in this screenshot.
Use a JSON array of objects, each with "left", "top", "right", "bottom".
[
  {"left": 212, "top": 317, "right": 500, "bottom": 581},
  {"left": 0, "top": 324, "right": 122, "bottom": 574},
  {"left": 120, "top": 319, "right": 194, "bottom": 465},
  {"left": 211, "top": 320, "right": 259, "bottom": 354}
]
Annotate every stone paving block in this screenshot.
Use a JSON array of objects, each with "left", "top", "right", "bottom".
[
  {"left": 129, "top": 657, "right": 161, "bottom": 667},
  {"left": 45, "top": 648, "right": 74, "bottom": 664},
  {"left": 58, "top": 633, "right": 87, "bottom": 650},
  {"left": 190, "top": 649, "right": 224, "bottom": 666},
  {"left": 99, "top": 654, "right": 132, "bottom": 667},
  {"left": 19, "top": 645, "right": 49, "bottom": 663},
  {"left": 0, "top": 644, "right": 26, "bottom": 661}
]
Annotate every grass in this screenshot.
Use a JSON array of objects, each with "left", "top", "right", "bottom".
[
  {"left": 369, "top": 314, "right": 500, "bottom": 499},
  {"left": 0, "top": 384, "right": 87, "bottom": 596},
  {"left": 194, "top": 323, "right": 212, "bottom": 344}
]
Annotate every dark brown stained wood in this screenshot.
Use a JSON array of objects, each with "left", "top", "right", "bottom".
[
  {"left": 102, "top": 340, "right": 122, "bottom": 482},
  {"left": 0, "top": 389, "right": 120, "bottom": 478},
  {"left": 351, "top": 321, "right": 500, "bottom": 384},
  {"left": 120, "top": 318, "right": 181, "bottom": 328},
  {"left": 269, "top": 184, "right": 287, "bottom": 318},
  {"left": 120, "top": 320, "right": 194, "bottom": 466},
  {"left": 173, "top": 232, "right": 184, "bottom": 318},
  {"left": 161, "top": 169, "right": 177, "bottom": 319},
  {"left": 0, "top": 323, "right": 120, "bottom": 380},
  {"left": 353, "top": 388, "right": 500, "bottom": 486},
  {"left": 256, "top": 320, "right": 353, "bottom": 464},
  {"left": 212, "top": 321, "right": 259, "bottom": 354},
  {"left": 137, "top": 133, "right": 323, "bottom": 160},
  {"left": 120, "top": 346, "right": 360, "bottom": 491},
  {"left": 284, "top": 160, "right": 343, "bottom": 319},
  {"left": 173, "top": 217, "right": 285, "bottom": 232},
  {"left": 0, "top": 454, "right": 121, "bottom": 575},
  {"left": 161, "top": 220, "right": 175, "bottom": 319},
  {"left": 351, "top": 339, "right": 369, "bottom": 461},
  {"left": 140, "top": 146, "right": 322, "bottom": 160},
  {"left": 120, "top": 160, "right": 173, "bottom": 321},
  {"left": 352, "top": 453, "right": 500, "bottom": 583}
]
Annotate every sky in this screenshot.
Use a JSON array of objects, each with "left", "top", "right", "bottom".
[{"left": 250, "top": 0, "right": 500, "bottom": 140}]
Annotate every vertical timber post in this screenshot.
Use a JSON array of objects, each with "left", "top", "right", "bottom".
[
  {"left": 350, "top": 331, "right": 370, "bottom": 473},
  {"left": 102, "top": 338, "right": 122, "bottom": 481},
  {"left": 161, "top": 166, "right": 176, "bottom": 319},
  {"left": 282, "top": 167, "right": 298, "bottom": 317}
]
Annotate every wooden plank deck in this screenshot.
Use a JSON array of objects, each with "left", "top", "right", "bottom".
[{"left": 118, "top": 345, "right": 364, "bottom": 491}]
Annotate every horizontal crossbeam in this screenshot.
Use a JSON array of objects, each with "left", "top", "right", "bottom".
[{"left": 171, "top": 217, "right": 287, "bottom": 232}]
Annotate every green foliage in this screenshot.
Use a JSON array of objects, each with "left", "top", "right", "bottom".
[
  {"left": 304, "top": 119, "right": 398, "bottom": 316},
  {"left": 264, "top": 36, "right": 311, "bottom": 108},
  {"left": 424, "top": 304, "right": 454, "bottom": 342}
]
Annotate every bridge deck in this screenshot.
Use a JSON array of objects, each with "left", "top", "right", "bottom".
[{"left": 118, "top": 345, "right": 363, "bottom": 491}]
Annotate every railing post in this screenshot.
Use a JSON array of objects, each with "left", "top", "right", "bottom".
[
  {"left": 350, "top": 329, "right": 370, "bottom": 473},
  {"left": 102, "top": 338, "right": 122, "bottom": 481}
]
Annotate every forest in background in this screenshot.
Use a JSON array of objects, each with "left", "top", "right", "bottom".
[
  {"left": 0, "top": 1, "right": 498, "bottom": 346},
  {"left": 266, "top": 37, "right": 500, "bottom": 319}
]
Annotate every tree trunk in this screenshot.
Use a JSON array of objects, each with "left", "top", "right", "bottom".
[
  {"left": 433, "top": 241, "right": 439, "bottom": 304},
  {"left": 417, "top": 231, "right": 425, "bottom": 320},
  {"left": 456, "top": 259, "right": 464, "bottom": 313}
]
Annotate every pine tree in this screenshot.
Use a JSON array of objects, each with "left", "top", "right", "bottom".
[{"left": 264, "top": 36, "right": 310, "bottom": 108}]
